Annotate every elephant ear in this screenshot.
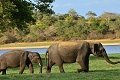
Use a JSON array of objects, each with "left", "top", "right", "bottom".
[
  {"left": 93, "top": 43, "right": 103, "bottom": 56},
  {"left": 20, "top": 51, "right": 29, "bottom": 64},
  {"left": 94, "top": 43, "right": 99, "bottom": 53},
  {"left": 28, "top": 52, "right": 33, "bottom": 60},
  {"left": 90, "top": 43, "right": 99, "bottom": 56}
]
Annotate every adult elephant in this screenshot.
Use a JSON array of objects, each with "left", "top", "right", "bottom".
[
  {"left": 0, "top": 49, "right": 42, "bottom": 75},
  {"left": 45, "top": 41, "right": 120, "bottom": 73}
]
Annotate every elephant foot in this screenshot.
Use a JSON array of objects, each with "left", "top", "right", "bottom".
[
  {"left": 2, "top": 72, "right": 6, "bottom": 75},
  {"left": 77, "top": 69, "right": 89, "bottom": 73},
  {"left": 19, "top": 73, "right": 22, "bottom": 74},
  {"left": 46, "top": 70, "right": 51, "bottom": 73},
  {"left": 77, "top": 69, "right": 82, "bottom": 73},
  {"left": 39, "top": 71, "right": 42, "bottom": 73},
  {"left": 19, "top": 72, "right": 23, "bottom": 74},
  {"left": 60, "top": 71, "right": 65, "bottom": 73},
  {"left": 30, "top": 70, "right": 34, "bottom": 73},
  {"left": 2, "top": 73, "right": 5, "bottom": 75}
]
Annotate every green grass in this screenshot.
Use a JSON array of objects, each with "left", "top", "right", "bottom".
[{"left": 0, "top": 54, "right": 120, "bottom": 80}]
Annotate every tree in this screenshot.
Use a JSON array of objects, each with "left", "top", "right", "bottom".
[
  {"left": 99, "top": 12, "right": 119, "bottom": 21},
  {"left": 0, "top": 1, "right": 17, "bottom": 32},
  {"left": 33, "top": 10, "right": 43, "bottom": 20},
  {"left": 0, "top": 0, "right": 55, "bottom": 32},
  {"left": 31, "top": 0, "right": 55, "bottom": 14},
  {"left": 86, "top": 11, "right": 97, "bottom": 18},
  {"left": 68, "top": 9, "right": 79, "bottom": 20},
  {"left": 68, "top": 9, "right": 78, "bottom": 16},
  {"left": 58, "top": 14, "right": 69, "bottom": 20}
]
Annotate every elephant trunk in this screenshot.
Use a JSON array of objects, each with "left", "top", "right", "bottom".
[
  {"left": 103, "top": 52, "right": 120, "bottom": 64},
  {"left": 39, "top": 63, "right": 42, "bottom": 73},
  {"left": 38, "top": 58, "right": 42, "bottom": 73}
]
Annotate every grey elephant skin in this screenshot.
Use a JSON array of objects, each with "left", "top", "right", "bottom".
[
  {"left": 45, "top": 41, "right": 120, "bottom": 73},
  {"left": 0, "top": 49, "right": 42, "bottom": 75}
]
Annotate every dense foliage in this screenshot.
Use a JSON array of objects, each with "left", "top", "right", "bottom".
[{"left": 0, "top": 0, "right": 120, "bottom": 44}]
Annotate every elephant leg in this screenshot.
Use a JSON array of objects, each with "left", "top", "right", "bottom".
[
  {"left": 27, "top": 63, "right": 34, "bottom": 73},
  {"left": 46, "top": 58, "right": 55, "bottom": 73},
  {"left": 0, "top": 63, "right": 7, "bottom": 75},
  {"left": 19, "top": 62, "right": 26, "bottom": 74},
  {"left": 77, "top": 58, "right": 89, "bottom": 73},
  {"left": 56, "top": 62, "right": 65, "bottom": 73},
  {"left": 2, "top": 69, "right": 6, "bottom": 75}
]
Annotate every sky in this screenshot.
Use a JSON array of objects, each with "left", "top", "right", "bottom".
[{"left": 52, "top": 0, "right": 120, "bottom": 17}]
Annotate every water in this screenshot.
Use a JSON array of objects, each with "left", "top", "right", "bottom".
[
  {"left": 0, "top": 48, "right": 47, "bottom": 55},
  {"left": 103, "top": 45, "right": 120, "bottom": 54},
  {"left": 0, "top": 45, "right": 120, "bottom": 55}
]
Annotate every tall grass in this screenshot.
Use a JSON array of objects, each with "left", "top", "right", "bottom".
[{"left": 0, "top": 54, "right": 120, "bottom": 80}]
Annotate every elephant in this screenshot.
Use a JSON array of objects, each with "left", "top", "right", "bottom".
[
  {"left": 45, "top": 41, "right": 120, "bottom": 73},
  {"left": 0, "top": 49, "right": 42, "bottom": 75}
]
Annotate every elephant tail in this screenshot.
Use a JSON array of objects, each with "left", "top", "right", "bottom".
[{"left": 45, "top": 50, "right": 48, "bottom": 68}]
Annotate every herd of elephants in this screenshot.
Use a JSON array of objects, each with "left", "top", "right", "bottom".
[{"left": 0, "top": 41, "right": 120, "bottom": 75}]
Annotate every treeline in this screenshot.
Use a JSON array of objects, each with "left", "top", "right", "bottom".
[
  {"left": 30, "top": 10, "right": 120, "bottom": 41},
  {"left": 0, "top": 2, "right": 120, "bottom": 44}
]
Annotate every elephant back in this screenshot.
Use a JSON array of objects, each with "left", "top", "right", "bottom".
[
  {"left": 1, "top": 49, "right": 26, "bottom": 59},
  {"left": 58, "top": 42, "right": 84, "bottom": 52}
]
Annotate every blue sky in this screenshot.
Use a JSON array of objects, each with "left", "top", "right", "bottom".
[{"left": 52, "top": 0, "right": 120, "bottom": 17}]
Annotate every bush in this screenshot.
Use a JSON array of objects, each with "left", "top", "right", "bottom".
[{"left": 0, "top": 34, "right": 17, "bottom": 44}]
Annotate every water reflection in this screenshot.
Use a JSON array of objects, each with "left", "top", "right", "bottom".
[{"left": 0, "top": 45, "right": 120, "bottom": 55}]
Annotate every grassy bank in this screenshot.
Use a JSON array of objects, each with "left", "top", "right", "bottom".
[
  {"left": 0, "top": 39, "right": 120, "bottom": 49},
  {"left": 86, "top": 39, "right": 120, "bottom": 43},
  {"left": 0, "top": 42, "right": 58, "bottom": 50},
  {"left": 0, "top": 54, "right": 120, "bottom": 80}
]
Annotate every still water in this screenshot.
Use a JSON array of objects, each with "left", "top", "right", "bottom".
[{"left": 0, "top": 45, "right": 120, "bottom": 55}]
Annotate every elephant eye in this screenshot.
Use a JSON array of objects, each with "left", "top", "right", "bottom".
[{"left": 32, "top": 55, "right": 35, "bottom": 57}]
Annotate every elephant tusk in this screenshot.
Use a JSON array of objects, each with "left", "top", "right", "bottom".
[{"left": 39, "top": 63, "right": 41, "bottom": 66}]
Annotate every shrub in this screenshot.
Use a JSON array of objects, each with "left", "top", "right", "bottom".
[{"left": 0, "top": 34, "right": 17, "bottom": 44}]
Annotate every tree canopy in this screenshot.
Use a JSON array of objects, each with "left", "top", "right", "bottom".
[{"left": 0, "top": 0, "right": 54, "bottom": 32}]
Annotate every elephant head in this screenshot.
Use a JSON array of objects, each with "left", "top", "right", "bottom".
[
  {"left": 28, "top": 52, "right": 42, "bottom": 73},
  {"left": 90, "top": 42, "right": 120, "bottom": 64}
]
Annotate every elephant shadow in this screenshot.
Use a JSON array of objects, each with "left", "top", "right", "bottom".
[
  {"left": 66, "top": 69, "right": 120, "bottom": 74},
  {"left": 90, "top": 69, "right": 120, "bottom": 73}
]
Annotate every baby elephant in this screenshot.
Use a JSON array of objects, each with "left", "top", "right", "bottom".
[{"left": 0, "top": 49, "right": 42, "bottom": 75}]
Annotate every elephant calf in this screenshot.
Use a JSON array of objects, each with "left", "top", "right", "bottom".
[
  {"left": 0, "top": 49, "right": 42, "bottom": 75},
  {"left": 45, "top": 41, "right": 120, "bottom": 73}
]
